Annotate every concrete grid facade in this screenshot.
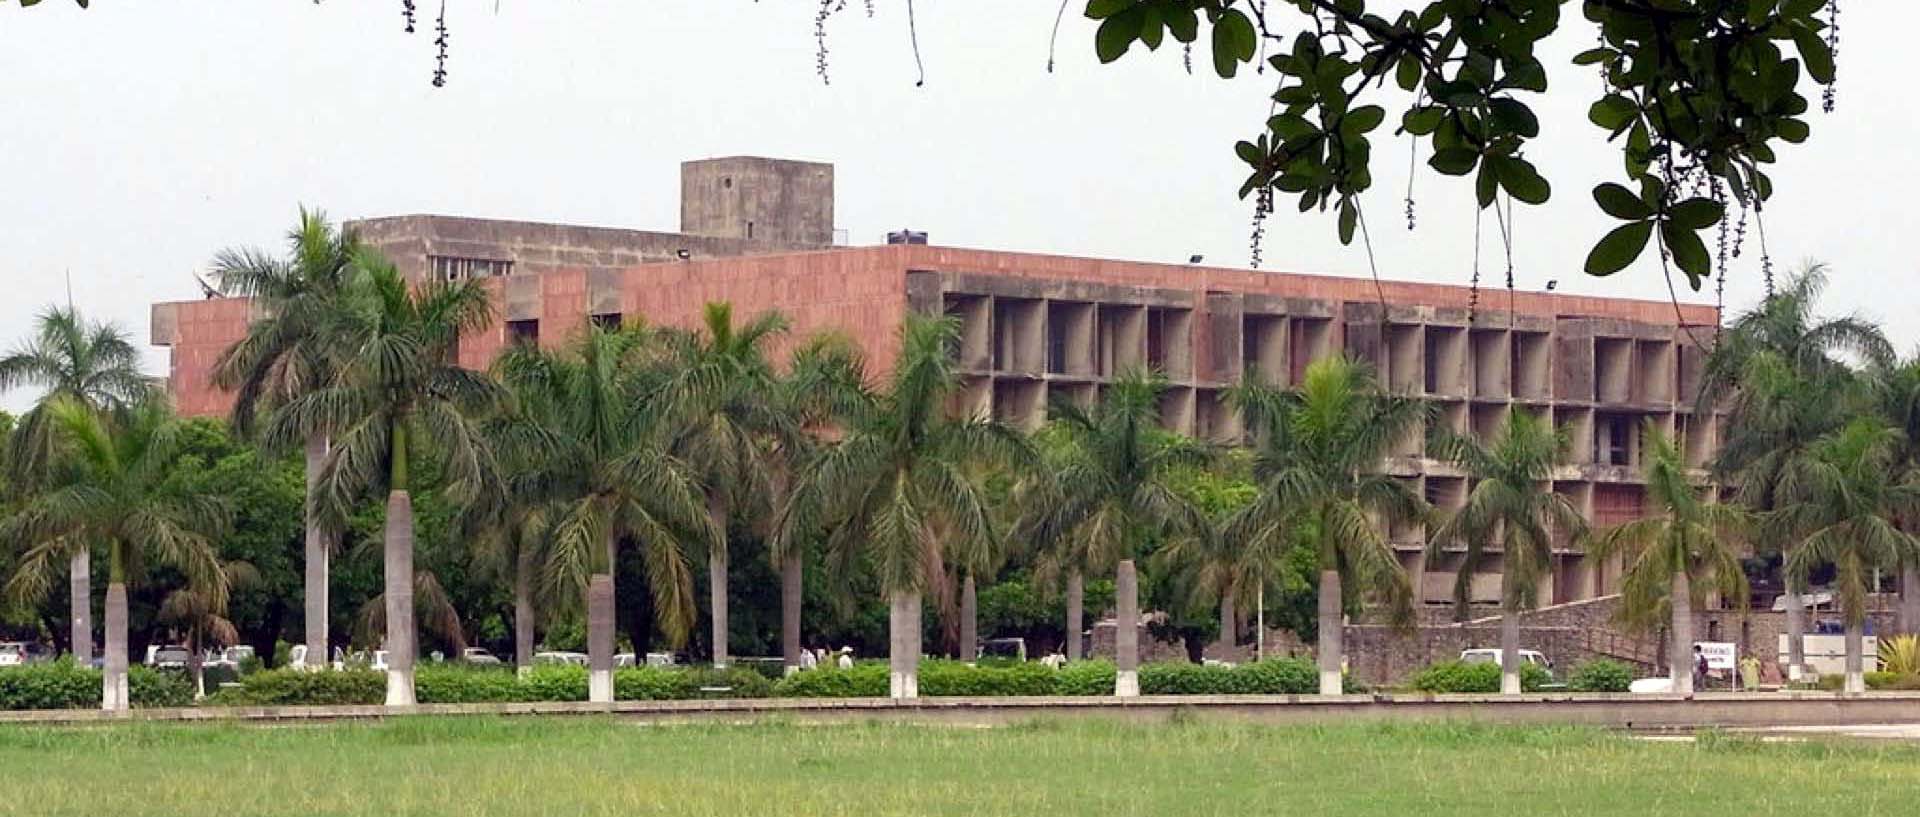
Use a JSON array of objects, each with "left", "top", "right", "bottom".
[{"left": 151, "top": 157, "right": 1722, "bottom": 613}]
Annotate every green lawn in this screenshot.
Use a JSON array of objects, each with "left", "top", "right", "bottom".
[{"left": 3, "top": 716, "right": 1914, "bottom": 816}]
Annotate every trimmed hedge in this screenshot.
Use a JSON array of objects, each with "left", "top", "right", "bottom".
[
  {"left": 1409, "top": 660, "right": 1551, "bottom": 693},
  {"left": 773, "top": 663, "right": 888, "bottom": 698},
  {"left": 1054, "top": 660, "right": 1117, "bottom": 696},
  {"left": 1815, "top": 671, "right": 1918, "bottom": 691},
  {"left": 1139, "top": 658, "right": 1322, "bottom": 695},
  {"left": 921, "top": 660, "right": 1059, "bottom": 696},
  {"left": 0, "top": 661, "right": 191, "bottom": 710},
  {"left": 204, "top": 664, "right": 778, "bottom": 706},
  {"left": 1567, "top": 659, "right": 1633, "bottom": 693}
]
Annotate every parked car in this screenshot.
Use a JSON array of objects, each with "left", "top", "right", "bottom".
[
  {"left": 148, "top": 645, "right": 192, "bottom": 670},
  {"left": 979, "top": 638, "right": 1028, "bottom": 662},
  {"left": 533, "top": 651, "right": 588, "bottom": 666},
  {"left": 461, "top": 647, "right": 502, "bottom": 666},
  {"left": 613, "top": 653, "right": 636, "bottom": 668},
  {"left": 1459, "top": 648, "right": 1553, "bottom": 673},
  {"left": 0, "top": 642, "right": 27, "bottom": 667}
]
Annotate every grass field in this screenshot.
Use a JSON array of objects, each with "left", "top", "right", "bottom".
[{"left": 3, "top": 716, "right": 1916, "bottom": 816}]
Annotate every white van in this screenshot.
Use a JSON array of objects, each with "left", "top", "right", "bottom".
[{"left": 1459, "top": 648, "right": 1553, "bottom": 671}]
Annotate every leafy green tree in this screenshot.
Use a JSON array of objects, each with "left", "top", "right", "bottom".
[
  {"left": 1867, "top": 354, "right": 1920, "bottom": 634},
  {"left": 1154, "top": 454, "right": 1259, "bottom": 659},
  {"left": 262, "top": 252, "right": 502, "bottom": 706},
  {"left": 1774, "top": 418, "right": 1920, "bottom": 694},
  {"left": 0, "top": 306, "right": 152, "bottom": 664},
  {"left": 1020, "top": 371, "right": 1208, "bottom": 694},
  {"left": 211, "top": 207, "right": 363, "bottom": 668},
  {"left": 157, "top": 560, "right": 257, "bottom": 699},
  {"left": 655, "top": 303, "right": 794, "bottom": 668},
  {"left": 2, "top": 396, "right": 229, "bottom": 710},
  {"left": 1430, "top": 410, "right": 1585, "bottom": 694},
  {"left": 1591, "top": 426, "right": 1751, "bottom": 695},
  {"left": 782, "top": 315, "right": 1026, "bottom": 698},
  {"left": 1705, "top": 263, "right": 1887, "bottom": 681},
  {"left": 490, "top": 324, "right": 714, "bottom": 701},
  {"left": 1228, "top": 357, "right": 1422, "bottom": 694}
]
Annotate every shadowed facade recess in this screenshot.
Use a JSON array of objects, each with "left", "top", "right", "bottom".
[{"left": 151, "top": 157, "right": 1723, "bottom": 612}]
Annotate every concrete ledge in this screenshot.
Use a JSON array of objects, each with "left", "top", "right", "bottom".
[{"left": 3, "top": 692, "right": 1918, "bottom": 729}]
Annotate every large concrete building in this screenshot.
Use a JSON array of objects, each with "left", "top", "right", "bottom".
[{"left": 152, "top": 156, "right": 1722, "bottom": 613}]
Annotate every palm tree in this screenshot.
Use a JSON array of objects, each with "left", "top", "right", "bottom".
[
  {"left": 1589, "top": 426, "right": 1752, "bottom": 695},
  {"left": 491, "top": 324, "right": 715, "bottom": 702},
  {"left": 656, "top": 303, "right": 794, "bottom": 668},
  {"left": 468, "top": 493, "right": 556, "bottom": 675},
  {"left": 1021, "top": 371, "right": 1209, "bottom": 695},
  {"left": 1429, "top": 410, "right": 1585, "bottom": 694},
  {"left": 770, "top": 333, "right": 870, "bottom": 672},
  {"left": 263, "top": 251, "right": 502, "bottom": 706},
  {"left": 1227, "top": 357, "right": 1423, "bottom": 695},
  {"left": 782, "top": 315, "right": 1026, "bottom": 698},
  {"left": 2, "top": 396, "right": 228, "bottom": 710},
  {"left": 210, "top": 208, "right": 362, "bottom": 668},
  {"left": 158, "top": 560, "right": 258, "bottom": 699},
  {"left": 1773, "top": 418, "right": 1920, "bottom": 694},
  {"left": 0, "top": 306, "right": 152, "bottom": 665},
  {"left": 1868, "top": 354, "right": 1920, "bottom": 633},
  {"left": 1704, "top": 262, "right": 1889, "bottom": 681}
]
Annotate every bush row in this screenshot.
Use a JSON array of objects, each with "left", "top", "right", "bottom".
[
  {"left": 770, "top": 658, "right": 1343, "bottom": 698},
  {"left": 1814, "top": 671, "right": 1920, "bottom": 691},
  {"left": 1566, "top": 659, "right": 1634, "bottom": 693},
  {"left": 1408, "top": 660, "right": 1553, "bottom": 693},
  {"left": 0, "top": 661, "right": 192, "bottom": 710},
  {"left": 204, "top": 664, "right": 777, "bottom": 706}
]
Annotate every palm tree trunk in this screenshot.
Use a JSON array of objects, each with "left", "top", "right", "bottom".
[
  {"left": 1671, "top": 570, "right": 1694, "bottom": 695},
  {"left": 1065, "top": 571, "right": 1084, "bottom": 662},
  {"left": 101, "top": 582, "right": 128, "bottom": 712},
  {"left": 888, "top": 590, "right": 921, "bottom": 699},
  {"left": 587, "top": 573, "right": 615, "bottom": 703},
  {"left": 1218, "top": 581, "right": 1237, "bottom": 654},
  {"left": 708, "top": 494, "right": 729, "bottom": 669},
  {"left": 189, "top": 629, "right": 206, "bottom": 701},
  {"left": 513, "top": 547, "right": 535, "bottom": 678},
  {"left": 69, "top": 550, "right": 90, "bottom": 666},
  {"left": 303, "top": 434, "right": 331, "bottom": 670},
  {"left": 1844, "top": 615, "right": 1865, "bottom": 694},
  {"left": 1902, "top": 563, "right": 1920, "bottom": 635},
  {"left": 1115, "top": 559, "right": 1140, "bottom": 697},
  {"left": 382, "top": 489, "right": 417, "bottom": 707},
  {"left": 1784, "top": 581, "right": 1807, "bottom": 683},
  {"left": 1317, "top": 569, "right": 1343, "bottom": 695},
  {"left": 781, "top": 553, "right": 803, "bottom": 675},
  {"left": 1500, "top": 606, "right": 1523, "bottom": 695},
  {"left": 959, "top": 574, "right": 978, "bottom": 664}
]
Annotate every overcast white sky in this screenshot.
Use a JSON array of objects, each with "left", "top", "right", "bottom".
[{"left": 0, "top": 2, "right": 1913, "bottom": 412}]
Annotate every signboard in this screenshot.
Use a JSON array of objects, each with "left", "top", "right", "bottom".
[{"left": 1695, "top": 641, "right": 1737, "bottom": 671}]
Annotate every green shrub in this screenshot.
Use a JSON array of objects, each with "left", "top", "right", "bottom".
[
  {"left": 1567, "top": 659, "right": 1633, "bottom": 693},
  {"left": 1140, "top": 662, "right": 1238, "bottom": 695},
  {"left": 1053, "top": 660, "right": 1115, "bottom": 696},
  {"left": 1814, "top": 671, "right": 1904, "bottom": 691},
  {"left": 678, "top": 666, "right": 776, "bottom": 699},
  {"left": 0, "top": 661, "right": 192, "bottom": 710},
  {"left": 772, "top": 663, "right": 889, "bottom": 697},
  {"left": 209, "top": 668, "right": 385, "bottom": 706},
  {"left": 918, "top": 660, "right": 1058, "bottom": 697},
  {"left": 1137, "top": 658, "right": 1322, "bottom": 695},
  {"left": 130, "top": 667, "right": 193, "bottom": 708},
  {"left": 1409, "top": 660, "right": 1550, "bottom": 693},
  {"left": 614, "top": 667, "right": 695, "bottom": 700},
  {"left": 415, "top": 666, "right": 522, "bottom": 703},
  {"left": 519, "top": 664, "right": 588, "bottom": 701},
  {"left": 1235, "top": 658, "right": 1320, "bottom": 694}
]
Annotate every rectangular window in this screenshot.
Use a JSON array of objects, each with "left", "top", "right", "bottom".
[
  {"left": 430, "top": 256, "right": 514, "bottom": 282},
  {"left": 507, "top": 319, "right": 539, "bottom": 346},
  {"left": 590, "top": 313, "right": 622, "bottom": 330}
]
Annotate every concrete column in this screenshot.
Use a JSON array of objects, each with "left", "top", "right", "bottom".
[{"left": 1115, "top": 560, "right": 1140, "bottom": 697}]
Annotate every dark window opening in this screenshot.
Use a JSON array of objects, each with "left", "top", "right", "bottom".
[
  {"left": 1597, "top": 415, "right": 1631, "bottom": 465},
  {"left": 507, "top": 319, "right": 540, "bottom": 346},
  {"left": 746, "top": 220, "right": 755, "bottom": 239},
  {"left": 591, "top": 313, "right": 622, "bottom": 330}
]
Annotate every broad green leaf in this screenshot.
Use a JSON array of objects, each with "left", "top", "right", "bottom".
[
  {"left": 1165, "top": 5, "right": 1198, "bottom": 42},
  {"left": 1343, "top": 105, "right": 1385, "bottom": 135},
  {"left": 1572, "top": 47, "right": 1615, "bottom": 66},
  {"left": 1495, "top": 156, "right": 1551, "bottom": 205},
  {"left": 1084, "top": 0, "right": 1135, "bottom": 19},
  {"left": 1338, "top": 199, "right": 1358, "bottom": 245},
  {"left": 1667, "top": 197, "right": 1725, "bottom": 230},
  {"left": 1396, "top": 54, "right": 1421, "bottom": 91},
  {"left": 1429, "top": 148, "right": 1479, "bottom": 176},
  {"left": 1593, "top": 183, "right": 1653, "bottom": 221},
  {"left": 1476, "top": 163, "right": 1498, "bottom": 208},
  {"left": 1789, "top": 24, "right": 1835, "bottom": 84},
  {"left": 1489, "top": 98, "right": 1539, "bottom": 138},
  {"left": 1402, "top": 107, "right": 1445, "bottom": 135},
  {"left": 1095, "top": 12, "right": 1139, "bottom": 63},
  {"left": 1776, "top": 116, "right": 1810, "bottom": 143},
  {"left": 1212, "top": 9, "right": 1257, "bottom": 79},
  {"left": 1661, "top": 221, "right": 1711, "bottom": 285},
  {"left": 1235, "top": 140, "right": 1265, "bottom": 165},
  {"left": 1585, "top": 221, "right": 1654, "bottom": 276},
  {"left": 1588, "top": 95, "right": 1638, "bottom": 132}
]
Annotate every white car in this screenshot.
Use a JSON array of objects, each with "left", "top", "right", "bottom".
[
  {"left": 0, "top": 642, "right": 26, "bottom": 667},
  {"left": 461, "top": 647, "right": 503, "bottom": 666},
  {"left": 533, "top": 651, "right": 588, "bottom": 667},
  {"left": 1459, "top": 648, "right": 1553, "bottom": 671},
  {"left": 1629, "top": 677, "right": 1675, "bottom": 694}
]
